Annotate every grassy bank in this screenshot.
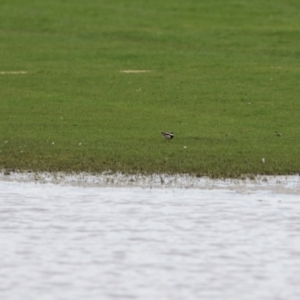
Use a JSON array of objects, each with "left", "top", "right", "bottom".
[{"left": 1, "top": 0, "right": 300, "bottom": 177}]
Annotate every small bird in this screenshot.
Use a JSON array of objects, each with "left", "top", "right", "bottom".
[{"left": 161, "top": 132, "right": 174, "bottom": 139}]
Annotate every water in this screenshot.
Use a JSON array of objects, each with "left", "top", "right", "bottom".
[{"left": 1, "top": 180, "right": 300, "bottom": 300}]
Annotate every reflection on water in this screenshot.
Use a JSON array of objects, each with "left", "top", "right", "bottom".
[{"left": 0, "top": 181, "right": 300, "bottom": 300}]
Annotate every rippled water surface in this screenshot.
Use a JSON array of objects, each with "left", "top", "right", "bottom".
[{"left": 1, "top": 181, "right": 300, "bottom": 300}]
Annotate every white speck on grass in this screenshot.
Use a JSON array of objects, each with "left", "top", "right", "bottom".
[
  {"left": 262, "top": 158, "right": 265, "bottom": 163},
  {"left": 52, "top": 142, "right": 55, "bottom": 145},
  {"left": 120, "top": 70, "right": 152, "bottom": 73},
  {"left": 0, "top": 71, "right": 28, "bottom": 75},
  {"left": 184, "top": 146, "right": 187, "bottom": 149}
]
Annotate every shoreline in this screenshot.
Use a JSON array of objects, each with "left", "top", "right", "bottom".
[{"left": 1, "top": 170, "right": 300, "bottom": 194}]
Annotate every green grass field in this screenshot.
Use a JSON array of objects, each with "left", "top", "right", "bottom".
[{"left": 1, "top": 0, "right": 300, "bottom": 177}]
